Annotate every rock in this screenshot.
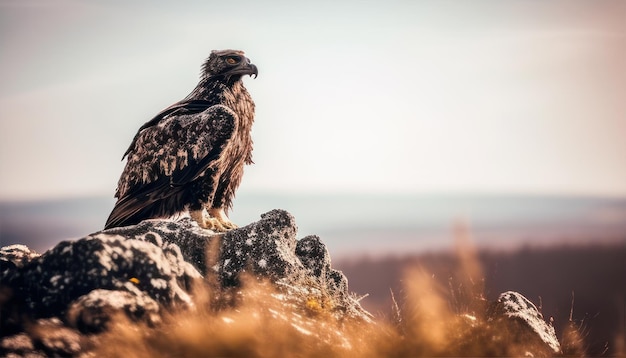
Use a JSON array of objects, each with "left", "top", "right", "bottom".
[
  {"left": 215, "top": 210, "right": 368, "bottom": 320},
  {"left": 217, "top": 209, "right": 302, "bottom": 286},
  {"left": 1, "top": 232, "right": 200, "bottom": 318},
  {"left": 296, "top": 235, "right": 331, "bottom": 278},
  {"left": 0, "top": 333, "right": 35, "bottom": 355},
  {"left": 295, "top": 235, "right": 357, "bottom": 316},
  {"left": 1, "top": 318, "right": 84, "bottom": 357},
  {"left": 67, "top": 289, "right": 161, "bottom": 333},
  {"left": 0, "top": 244, "right": 40, "bottom": 275},
  {"left": 0, "top": 209, "right": 370, "bottom": 356},
  {"left": 488, "top": 291, "right": 561, "bottom": 356},
  {"left": 102, "top": 218, "right": 213, "bottom": 276},
  {"left": 296, "top": 235, "right": 348, "bottom": 295},
  {"left": 29, "top": 318, "right": 83, "bottom": 356}
]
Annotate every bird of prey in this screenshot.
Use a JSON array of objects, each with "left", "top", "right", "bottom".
[{"left": 105, "top": 49, "right": 257, "bottom": 231}]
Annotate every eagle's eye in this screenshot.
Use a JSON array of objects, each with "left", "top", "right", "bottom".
[{"left": 225, "top": 56, "right": 240, "bottom": 65}]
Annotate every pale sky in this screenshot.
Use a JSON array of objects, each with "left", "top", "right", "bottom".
[{"left": 1, "top": 0, "right": 625, "bottom": 200}]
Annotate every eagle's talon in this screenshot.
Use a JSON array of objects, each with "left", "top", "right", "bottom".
[
  {"left": 201, "top": 217, "right": 232, "bottom": 232},
  {"left": 191, "top": 208, "right": 237, "bottom": 232},
  {"left": 208, "top": 207, "right": 237, "bottom": 231}
]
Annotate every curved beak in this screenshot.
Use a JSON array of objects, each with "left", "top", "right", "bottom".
[
  {"left": 228, "top": 58, "right": 258, "bottom": 78},
  {"left": 247, "top": 63, "right": 258, "bottom": 78}
]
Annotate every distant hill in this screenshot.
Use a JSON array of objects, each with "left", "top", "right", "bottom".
[{"left": 0, "top": 196, "right": 115, "bottom": 252}]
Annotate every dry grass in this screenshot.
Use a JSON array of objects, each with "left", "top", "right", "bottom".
[
  {"left": 89, "top": 230, "right": 578, "bottom": 357},
  {"left": 91, "top": 276, "right": 377, "bottom": 358}
]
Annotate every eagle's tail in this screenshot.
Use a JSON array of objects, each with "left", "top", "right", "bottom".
[
  {"left": 104, "top": 195, "right": 149, "bottom": 230},
  {"left": 104, "top": 191, "right": 185, "bottom": 230}
]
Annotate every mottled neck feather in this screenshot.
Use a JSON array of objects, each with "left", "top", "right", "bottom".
[
  {"left": 185, "top": 77, "right": 229, "bottom": 102},
  {"left": 186, "top": 76, "right": 255, "bottom": 135}
]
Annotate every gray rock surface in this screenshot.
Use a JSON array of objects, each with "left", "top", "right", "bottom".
[
  {"left": 67, "top": 288, "right": 161, "bottom": 333},
  {"left": 488, "top": 290, "right": 561, "bottom": 355},
  {"left": 0, "top": 244, "right": 40, "bottom": 274},
  {"left": 0, "top": 209, "right": 369, "bottom": 356},
  {"left": 1, "top": 231, "right": 199, "bottom": 317},
  {"left": 1, "top": 318, "right": 84, "bottom": 357},
  {"left": 217, "top": 210, "right": 302, "bottom": 285}
]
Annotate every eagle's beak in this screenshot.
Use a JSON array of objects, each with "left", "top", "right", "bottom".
[
  {"left": 228, "top": 59, "right": 258, "bottom": 78},
  {"left": 248, "top": 64, "right": 258, "bottom": 79}
]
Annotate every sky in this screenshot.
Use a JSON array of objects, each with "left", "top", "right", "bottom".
[{"left": 1, "top": 0, "right": 625, "bottom": 200}]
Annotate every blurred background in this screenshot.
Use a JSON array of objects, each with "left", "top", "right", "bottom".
[{"left": 1, "top": 0, "right": 625, "bottom": 355}]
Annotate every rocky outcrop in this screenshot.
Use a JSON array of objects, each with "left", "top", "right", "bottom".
[
  {"left": 2, "top": 231, "right": 199, "bottom": 318},
  {"left": 0, "top": 210, "right": 369, "bottom": 356},
  {"left": 0, "top": 209, "right": 561, "bottom": 357}
]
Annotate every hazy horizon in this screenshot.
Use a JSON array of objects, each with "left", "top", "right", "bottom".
[{"left": 2, "top": 192, "right": 625, "bottom": 257}]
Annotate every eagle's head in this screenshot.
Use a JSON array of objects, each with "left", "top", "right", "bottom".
[{"left": 203, "top": 49, "right": 258, "bottom": 80}]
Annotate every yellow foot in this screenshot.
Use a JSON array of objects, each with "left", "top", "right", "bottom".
[{"left": 190, "top": 208, "right": 237, "bottom": 232}]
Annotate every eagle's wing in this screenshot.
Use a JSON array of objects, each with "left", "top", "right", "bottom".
[
  {"left": 105, "top": 103, "right": 237, "bottom": 229},
  {"left": 122, "top": 99, "right": 215, "bottom": 159}
]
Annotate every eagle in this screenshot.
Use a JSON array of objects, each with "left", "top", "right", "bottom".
[{"left": 105, "top": 49, "right": 257, "bottom": 231}]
